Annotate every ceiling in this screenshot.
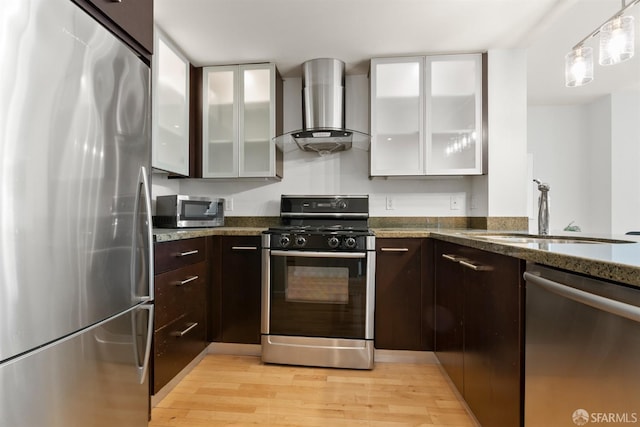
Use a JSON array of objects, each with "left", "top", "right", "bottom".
[{"left": 155, "top": 0, "right": 640, "bottom": 105}]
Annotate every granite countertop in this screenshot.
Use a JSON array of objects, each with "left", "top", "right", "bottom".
[
  {"left": 430, "top": 230, "right": 640, "bottom": 288},
  {"left": 153, "top": 227, "right": 266, "bottom": 242},
  {"left": 154, "top": 226, "right": 640, "bottom": 288}
]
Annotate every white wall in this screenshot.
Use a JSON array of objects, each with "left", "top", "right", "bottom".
[
  {"left": 527, "top": 89, "right": 640, "bottom": 235},
  {"left": 611, "top": 91, "right": 640, "bottom": 234},
  {"left": 528, "top": 104, "right": 594, "bottom": 233},
  {"left": 483, "top": 49, "right": 529, "bottom": 218},
  {"left": 586, "top": 97, "right": 612, "bottom": 233}
]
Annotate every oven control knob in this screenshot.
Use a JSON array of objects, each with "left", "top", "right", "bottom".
[
  {"left": 336, "top": 200, "right": 347, "bottom": 210},
  {"left": 327, "top": 236, "right": 340, "bottom": 249},
  {"left": 279, "top": 235, "right": 291, "bottom": 247},
  {"left": 344, "top": 237, "right": 357, "bottom": 249},
  {"left": 295, "top": 236, "right": 307, "bottom": 247}
]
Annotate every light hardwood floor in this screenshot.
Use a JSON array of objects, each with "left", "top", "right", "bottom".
[{"left": 149, "top": 354, "right": 477, "bottom": 427}]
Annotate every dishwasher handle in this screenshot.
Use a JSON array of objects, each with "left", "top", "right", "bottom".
[{"left": 524, "top": 272, "right": 640, "bottom": 324}]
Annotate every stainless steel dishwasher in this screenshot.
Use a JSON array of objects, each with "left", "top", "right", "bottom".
[{"left": 524, "top": 263, "right": 640, "bottom": 426}]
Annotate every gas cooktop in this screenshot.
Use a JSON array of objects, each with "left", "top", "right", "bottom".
[
  {"left": 264, "top": 195, "right": 374, "bottom": 251},
  {"left": 267, "top": 225, "right": 372, "bottom": 234}
]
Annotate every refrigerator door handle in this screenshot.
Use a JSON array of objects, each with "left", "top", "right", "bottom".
[
  {"left": 132, "top": 166, "right": 155, "bottom": 302},
  {"left": 134, "top": 304, "right": 155, "bottom": 384}
]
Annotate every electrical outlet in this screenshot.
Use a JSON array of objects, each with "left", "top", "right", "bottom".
[
  {"left": 450, "top": 196, "right": 462, "bottom": 210},
  {"left": 386, "top": 197, "right": 395, "bottom": 210},
  {"left": 225, "top": 197, "right": 234, "bottom": 211}
]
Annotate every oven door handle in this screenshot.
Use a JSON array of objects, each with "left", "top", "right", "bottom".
[{"left": 270, "top": 250, "right": 366, "bottom": 259}]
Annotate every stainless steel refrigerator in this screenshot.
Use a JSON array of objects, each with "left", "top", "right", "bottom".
[{"left": 0, "top": 0, "right": 154, "bottom": 426}]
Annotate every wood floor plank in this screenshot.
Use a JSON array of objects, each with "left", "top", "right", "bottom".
[{"left": 148, "top": 354, "right": 477, "bottom": 427}]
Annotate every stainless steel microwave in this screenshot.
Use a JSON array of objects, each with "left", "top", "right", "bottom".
[{"left": 153, "top": 195, "right": 224, "bottom": 228}]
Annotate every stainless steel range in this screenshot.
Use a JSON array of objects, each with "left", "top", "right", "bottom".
[{"left": 261, "top": 195, "right": 375, "bottom": 369}]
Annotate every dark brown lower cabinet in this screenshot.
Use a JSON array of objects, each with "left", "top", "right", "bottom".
[
  {"left": 433, "top": 242, "right": 464, "bottom": 392},
  {"left": 209, "top": 235, "right": 262, "bottom": 344},
  {"left": 153, "top": 238, "right": 208, "bottom": 394},
  {"left": 434, "top": 240, "right": 524, "bottom": 427},
  {"left": 375, "top": 238, "right": 433, "bottom": 351}
]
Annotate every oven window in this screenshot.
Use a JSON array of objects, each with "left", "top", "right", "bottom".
[
  {"left": 269, "top": 253, "right": 367, "bottom": 339},
  {"left": 286, "top": 266, "right": 349, "bottom": 304}
]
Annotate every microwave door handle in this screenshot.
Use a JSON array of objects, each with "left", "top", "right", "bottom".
[{"left": 270, "top": 250, "right": 366, "bottom": 259}]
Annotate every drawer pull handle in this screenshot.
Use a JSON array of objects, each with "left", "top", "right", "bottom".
[
  {"left": 232, "top": 246, "right": 258, "bottom": 251},
  {"left": 442, "top": 254, "right": 460, "bottom": 262},
  {"left": 172, "top": 322, "right": 198, "bottom": 337},
  {"left": 177, "top": 250, "right": 199, "bottom": 257},
  {"left": 380, "top": 248, "right": 409, "bottom": 252},
  {"left": 174, "top": 275, "right": 199, "bottom": 286},
  {"left": 459, "top": 260, "right": 493, "bottom": 271}
]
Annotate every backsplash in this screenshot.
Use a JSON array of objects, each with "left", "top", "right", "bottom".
[
  {"left": 151, "top": 151, "right": 482, "bottom": 218},
  {"left": 218, "top": 215, "right": 528, "bottom": 230}
]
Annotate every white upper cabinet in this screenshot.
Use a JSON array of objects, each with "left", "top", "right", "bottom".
[
  {"left": 202, "top": 64, "right": 282, "bottom": 178},
  {"left": 426, "top": 54, "right": 484, "bottom": 175},
  {"left": 370, "top": 54, "right": 485, "bottom": 176},
  {"left": 152, "top": 31, "right": 190, "bottom": 176},
  {"left": 202, "top": 65, "right": 238, "bottom": 177},
  {"left": 370, "top": 57, "right": 424, "bottom": 176}
]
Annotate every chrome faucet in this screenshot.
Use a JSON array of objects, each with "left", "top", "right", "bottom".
[{"left": 533, "top": 179, "right": 550, "bottom": 235}]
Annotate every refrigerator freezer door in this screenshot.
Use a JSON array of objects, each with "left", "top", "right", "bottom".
[
  {"left": 0, "top": 304, "right": 153, "bottom": 427},
  {"left": 0, "top": 0, "right": 151, "bottom": 361}
]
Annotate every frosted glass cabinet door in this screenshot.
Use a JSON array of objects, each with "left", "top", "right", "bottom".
[
  {"left": 370, "top": 57, "right": 424, "bottom": 176},
  {"left": 425, "top": 54, "right": 483, "bottom": 175},
  {"left": 202, "top": 66, "right": 238, "bottom": 177},
  {"left": 152, "top": 33, "right": 190, "bottom": 176},
  {"left": 239, "top": 65, "right": 275, "bottom": 177}
]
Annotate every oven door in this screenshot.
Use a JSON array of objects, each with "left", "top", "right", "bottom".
[{"left": 263, "top": 249, "right": 375, "bottom": 340}]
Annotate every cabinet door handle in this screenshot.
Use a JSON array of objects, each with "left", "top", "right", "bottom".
[
  {"left": 174, "top": 275, "right": 199, "bottom": 286},
  {"left": 172, "top": 322, "right": 198, "bottom": 337},
  {"left": 177, "top": 249, "right": 199, "bottom": 257},
  {"left": 232, "top": 246, "right": 258, "bottom": 251},
  {"left": 442, "top": 254, "right": 460, "bottom": 262},
  {"left": 459, "top": 260, "right": 493, "bottom": 271},
  {"left": 380, "top": 247, "right": 409, "bottom": 252}
]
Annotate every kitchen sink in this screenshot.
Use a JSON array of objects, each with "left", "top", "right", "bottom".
[{"left": 470, "top": 233, "right": 634, "bottom": 245}]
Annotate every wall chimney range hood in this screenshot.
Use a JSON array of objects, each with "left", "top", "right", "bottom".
[{"left": 274, "top": 58, "right": 369, "bottom": 155}]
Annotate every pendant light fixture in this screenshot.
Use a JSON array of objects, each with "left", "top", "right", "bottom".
[
  {"left": 599, "top": 15, "right": 635, "bottom": 65},
  {"left": 565, "top": 0, "right": 639, "bottom": 87},
  {"left": 565, "top": 45, "right": 594, "bottom": 87}
]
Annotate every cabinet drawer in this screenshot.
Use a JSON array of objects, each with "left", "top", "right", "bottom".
[
  {"left": 154, "top": 262, "right": 207, "bottom": 330},
  {"left": 154, "top": 238, "right": 206, "bottom": 274},
  {"left": 153, "top": 313, "right": 206, "bottom": 393}
]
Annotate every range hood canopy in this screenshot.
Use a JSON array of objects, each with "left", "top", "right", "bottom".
[{"left": 274, "top": 58, "right": 369, "bottom": 155}]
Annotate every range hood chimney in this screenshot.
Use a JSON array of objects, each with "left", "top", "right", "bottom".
[{"left": 275, "top": 58, "right": 369, "bottom": 155}]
